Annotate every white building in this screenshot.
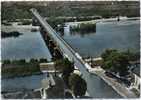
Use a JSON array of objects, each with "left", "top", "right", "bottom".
[{"left": 130, "top": 65, "right": 140, "bottom": 92}]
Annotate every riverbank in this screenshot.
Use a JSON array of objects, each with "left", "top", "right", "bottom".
[
  {"left": 65, "top": 17, "right": 140, "bottom": 26},
  {"left": 89, "top": 67, "right": 138, "bottom": 98},
  {"left": 70, "top": 23, "right": 96, "bottom": 33},
  {"left": 1, "top": 59, "right": 48, "bottom": 79},
  {"left": 2, "top": 24, "right": 40, "bottom": 33},
  {"left": 2, "top": 63, "right": 41, "bottom": 79}
]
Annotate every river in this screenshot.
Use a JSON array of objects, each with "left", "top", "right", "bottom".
[
  {"left": 62, "top": 19, "right": 139, "bottom": 98},
  {"left": 2, "top": 74, "right": 44, "bottom": 92},
  {"left": 1, "top": 26, "right": 52, "bottom": 61},
  {"left": 63, "top": 20, "right": 140, "bottom": 58},
  {"left": 1, "top": 20, "right": 139, "bottom": 98}
]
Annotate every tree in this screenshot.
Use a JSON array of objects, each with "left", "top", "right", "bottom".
[
  {"left": 101, "top": 49, "right": 130, "bottom": 76},
  {"left": 55, "top": 58, "right": 74, "bottom": 75},
  {"left": 3, "top": 60, "right": 11, "bottom": 64},
  {"left": 112, "top": 53, "right": 129, "bottom": 76},
  {"left": 69, "top": 73, "right": 87, "bottom": 97},
  {"left": 19, "top": 59, "right": 26, "bottom": 64},
  {"left": 30, "top": 58, "right": 38, "bottom": 63},
  {"left": 62, "top": 73, "right": 70, "bottom": 87},
  {"left": 55, "top": 58, "right": 74, "bottom": 85},
  {"left": 39, "top": 58, "right": 48, "bottom": 63},
  {"left": 101, "top": 49, "right": 117, "bottom": 61},
  {"left": 123, "top": 49, "right": 140, "bottom": 61},
  {"left": 62, "top": 58, "right": 74, "bottom": 75},
  {"left": 101, "top": 49, "right": 118, "bottom": 70}
]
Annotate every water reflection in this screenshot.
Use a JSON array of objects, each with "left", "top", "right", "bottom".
[{"left": 64, "top": 25, "right": 96, "bottom": 37}]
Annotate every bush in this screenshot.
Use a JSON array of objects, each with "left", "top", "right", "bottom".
[
  {"left": 2, "top": 63, "right": 41, "bottom": 78},
  {"left": 19, "top": 59, "right": 26, "bottom": 64},
  {"left": 101, "top": 49, "right": 130, "bottom": 76},
  {"left": 30, "top": 58, "right": 38, "bottom": 63},
  {"left": 3, "top": 60, "right": 11, "bottom": 64},
  {"left": 70, "top": 23, "right": 96, "bottom": 33},
  {"left": 39, "top": 58, "right": 48, "bottom": 63},
  {"left": 2, "top": 59, "right": 41, "bottom": 78},
  {"left": 69, "top": 73, "right": 87, "bottom": 97},
  {"left": 55, "top": 58, "right": 74, "bottom": 86},
  {"left": 55, "top": 58, "right": 74, "bottom": 75}
]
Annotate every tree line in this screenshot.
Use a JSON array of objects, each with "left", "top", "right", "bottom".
[
  {"left": 55, "top": 58, "right": 87, "bottom": 98},
  {"left": 2, "top": 58, "right": 48, "bottom": 65},
  {"left": 70, "top": 23, "right": 96, "bottom": 33},
  {"left": 2, "top": 58, "right": 49, "bottom": 78},
  {"left": 101, "top": 49, "right": 139, "bottom": 76}
]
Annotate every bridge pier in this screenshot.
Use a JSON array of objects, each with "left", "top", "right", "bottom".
[{"left": 39, "top": 27, "right": 63, "bottom": 61}]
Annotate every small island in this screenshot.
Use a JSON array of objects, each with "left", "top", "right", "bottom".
[
  {"left": 1, "top": 31, "right": 23, "bottom": 38},
  {"left": 70, "top": 23, "right": 96, "bottom": 33}
]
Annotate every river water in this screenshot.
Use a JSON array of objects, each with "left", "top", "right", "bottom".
[
  {"left": 63, "top": 20, "right": 140, "bottom": 58},
  {"left": 2, "top": 74, "right": 44, "bottom": 92},
  {"left": 63, "top": 19, "right": 139, "bottom": 98},
  {"left": 1, "top": 20, "right": 139, "bottom": 98},
  {"left": 1, "top": 27, "right": 52, "bottom": 61}
]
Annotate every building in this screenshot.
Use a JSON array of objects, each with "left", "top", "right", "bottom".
[
  {"left": 39, "top": 62, "right": 56, "bottom": 73},
  {"left": 130, "top": 64, "right": 140, "bottom": 95}
]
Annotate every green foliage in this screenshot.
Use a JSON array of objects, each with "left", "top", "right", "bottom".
[
  {"left": 30, "top": 58, "right": 38, "bottom": 63},
  {"left": 2, "top": 62, "right": 40, "bottom": 78},
  {"left": 47, "top": 17, "right": 64, "bottom": 29},
  {"left": 3, "top": 60, "right": 11, "bottom": 64},
  {"left": 1, "top": 3, "right": 32, "bottom": 21},
  {"left": 62, "top": 58, "right": 74, "bottom": 75},
  {"left": 101, "top": 49, "right": 130, "bottom": 76},
  {"left": 39, "top": 58, "right": 48, "bottom": 63},
  {"left": 1, "top": 2, "right": 139, "bottom": 21},
  {"left": 101, "top": 49, "right": 117, "bottom": 60},
  {"left": 11, "top": 59, "right": 26, "bottom": 65},
  {"left": 1, "top": 58, "right": 47, "bottom": 78},
  {"left": 19, "top": 59, "right": 26, "bottom": 64},
  {"left": 69, "top": 73, "right": 87, "bottom": 97},
  {"left": 55, "top": 58, "right": 74, "bottom": 75},
  {"left": 62, "top": 73, "right": 70, "bottom": 88},
  {"left": 55, "top": 58, "right": 74, "bottom": 86},
  {"left": 70, "top": 23, "right": 96, "bottom": 33},
  {"left": 122, "top": 49, "right": 140, "bottom": 61}
]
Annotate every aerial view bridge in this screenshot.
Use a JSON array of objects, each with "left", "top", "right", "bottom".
[
  {"left": 30, "top": 8, "right": 137, "bottom": 98},
  {"left": 30, "top": 8, "right": 92, "bottom": 72}
]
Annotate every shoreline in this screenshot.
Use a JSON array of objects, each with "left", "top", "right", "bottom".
[
  {"left": 2, "top": 24, "right": 40, "bottom": 33},
  {"left": 65, "top": 17, "right": 140, "bottom": 26},
  {"left": 88, "top": 67, "right": 137, "bottom": 98}
]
